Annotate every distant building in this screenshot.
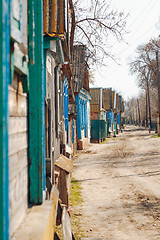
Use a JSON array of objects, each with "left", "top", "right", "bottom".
[{"left": 71, "top": 45, "right": 91, "bottom": 149}]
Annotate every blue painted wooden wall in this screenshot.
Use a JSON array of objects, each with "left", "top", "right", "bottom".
[
  {"left": 117, "top": 114, "right": 121, "bottom": 125},
  {"left": 76, "top": 92, "right": 90, "bottom": 140},
  {"left": 63, "top": 77, "right": 69, "bottom": 132}
]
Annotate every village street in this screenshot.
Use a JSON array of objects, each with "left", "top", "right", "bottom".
[{"left": 71, "top": 126, "right": 160, "bottom": 240}]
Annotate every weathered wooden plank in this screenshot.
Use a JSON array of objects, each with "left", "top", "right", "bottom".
[
  {"left": 9, "top": 149, "right": 28, "bottom": 181},
  {"left": 9, "top": 167, "right": 28, "bottom": 215},
  {"left": 14, "top": 186, "right": 59, "bottom": 240},
  {"left": 116, "top": 93, "right": 119, "bottom": 110},
  {"left": 9, "top": 165, "right": 28, "bottom": 236},
  {"left": 9, "top": 131, "right": 28, "bottom": 156},
  {"left": 62, "top": 207, "right": 72, "bottom": 240},
  {"left": 90, "top": 104, "right": 99, "bottom": 113},
  {"left": 90, "top": 88, "right": 100, "bottom": 105},
  {"left": 9, "top": 195, "right": 28, "bottom": 237},
  {"left": 9, "top": 116, "right": 27, "bottom": 135},
  {"left": 9, "top": 87, "right": 28, "bottom": 117},
  {"left": 55, "top": 154, "right": 73, "bottom": 173},
  {"left": 102, "top": 88, "right": 111, "bottom": 110},
  {"left": 56, "top": 168, "right": 68, "bottom": 206}
]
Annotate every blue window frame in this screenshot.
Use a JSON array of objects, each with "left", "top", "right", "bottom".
[{"left": 63, "top": 77, "right": 69, "bottom": 132}]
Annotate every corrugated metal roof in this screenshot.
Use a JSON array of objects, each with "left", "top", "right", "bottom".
[{"left": 43, "top": 0, "right": 65, "bottom": 37}]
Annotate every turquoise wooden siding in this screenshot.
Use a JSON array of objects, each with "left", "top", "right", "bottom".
[
  {"left": 75, "top": 95, "right": 82, "bottom": 139},
  {"left": 76, "top": 90, "right": 91, "bottom": 140},
  {"left": 28, "top": 0, "right": 46, "bottom": 204},
  {"left": 0, "top": 0, "right": 10, "bottom": 238}
]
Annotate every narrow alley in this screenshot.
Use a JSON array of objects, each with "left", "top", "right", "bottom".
[
  {"left": 1, "top": 0, "right": 160, "bottom": 239},
  {"left": 72, "top": 126, "right": 160, "bottom": 240}
]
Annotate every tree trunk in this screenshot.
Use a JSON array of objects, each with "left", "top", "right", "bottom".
[
  {"left": 137, "top": 99, "right": 141, "bottom": 126},
  {"left": 69, "top": 0, "right": 76, "bottom": 55},
  {"left": 147, "top": 81, "right": 152, "bottom": 132},
  {"left": 156, "top": 51, "right": 160, "bottom": 136},
  {"left": 146, "top": 91, "right": 148, "bottom": 128}
]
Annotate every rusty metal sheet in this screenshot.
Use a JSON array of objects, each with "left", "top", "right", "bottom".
[
  {"left": 43, "top": 0, "right": 49, "bottom": 34},
  {"left": 50, "top": 0, "right": 58, "bottom": 35},
  {"left": 59, "top": 0, "right": 64, "bottom": 34},
  {"left": 43, "top": 0, "right": 65, "bottom": 37}
]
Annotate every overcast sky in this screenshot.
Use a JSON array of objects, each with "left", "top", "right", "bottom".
[{"left": 90, "top": 0, "right": 160, "bottom": 101}]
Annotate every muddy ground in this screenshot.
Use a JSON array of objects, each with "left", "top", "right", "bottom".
[{"left": 71, "top": 126, "right": 160, "bottom": 240}]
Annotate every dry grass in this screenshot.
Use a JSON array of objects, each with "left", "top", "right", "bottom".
[
  {"left": 112, "top": 142, "right": 134, "bottom": 159},
  {"left": 69, "top": 178, "right": 84, "bottom": 239},
  {"left": 55, "top": 178, "right": 84, "bottom": 239}
]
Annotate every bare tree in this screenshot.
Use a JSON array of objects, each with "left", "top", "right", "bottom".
[
  {"left": 124, "top": 97, "right": 139, "bottom": 125},
  {"left": 129, "top": 44, "right": 153, "bottom": 131},
  {"left": 144, "top": 38, "right": 160, "bottom": 134},
  {"left": 69, "top": 0, "right": 128, "bottom": 66}
]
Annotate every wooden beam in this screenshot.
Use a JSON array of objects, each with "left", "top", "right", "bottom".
[
  {"left": 0, "top": 0, "right": 10, "bottom": 239},
  {"left": 28, "top": 0, "right": 46, "bottom": 204}
]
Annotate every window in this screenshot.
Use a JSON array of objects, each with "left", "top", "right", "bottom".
[{"left": 11, "top": 0, "right": 22, "bottom": 43}]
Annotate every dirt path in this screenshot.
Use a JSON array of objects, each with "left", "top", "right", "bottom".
[{"left": 72, "top": 126, "right": 160, "bottom": 240}]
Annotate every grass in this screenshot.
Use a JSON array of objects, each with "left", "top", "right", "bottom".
[
  {"left": 110, "top": 137, "right": 117, "bottom": 140},
  {"left": 100, "top": 138, "right": 109, "bottom": 144},
  {"left": 153, "top": 134, "right": 160, "bottom": 138},
  {"left": 55, "top": 225, "right": 63, "bottom": 239},
  {"left": 55, "top": 178, "right": 84, "bottom": 240},
  {"left": 70, "top": 178, "right": 83, "bottom": 206},
  {"left": 69, "top": 178, "right": 84, "bottom": 239}
]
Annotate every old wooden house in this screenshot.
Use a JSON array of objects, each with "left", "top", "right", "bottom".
[
  {"left": 90, "top": 88, "right": 110, "bottom": 141},
  {"left": 90, "top": 87, "right": 124, "bottom": 140},
  {"left": 114, "top": 93, "right": 124, "bottom": 132},
  {"left": 0, "top": 0, "right": 76, "bottom": 239},
  {"left": 71, "top": 45, "right": 91, "bottom": 150},
  {"left": 90, "top": 88, "right": 102, "bottom": 120}
]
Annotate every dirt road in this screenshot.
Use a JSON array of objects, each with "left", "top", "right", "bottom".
[{"left": 72, "top": 126, "right": 160, "bottom": 240}]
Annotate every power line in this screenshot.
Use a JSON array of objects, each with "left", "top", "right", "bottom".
[
  {"left": 110, "top": 0, "right": 158, "bottom": 50},
  {"left": 97, "top": 26, "right": 157, "bottom": 82},
  {"left": 126, "top": 0, "right": 158, "bottom": 42},
  {"left": 127, "top": 0, "right": 158, "bottom": 30},
  {"left": 117, "top": 25, "right": 157, "bottom": 56}
]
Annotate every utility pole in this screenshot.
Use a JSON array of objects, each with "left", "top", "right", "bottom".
[{"left": 156, "top": 51, "right": 160, "bottom": 136}]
